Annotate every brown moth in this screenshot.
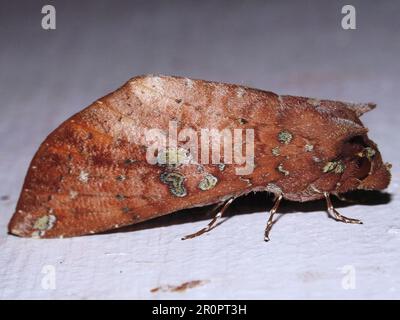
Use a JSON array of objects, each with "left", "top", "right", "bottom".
[{"left": 8, "top": 75, "right": 391, "bottom": 240}]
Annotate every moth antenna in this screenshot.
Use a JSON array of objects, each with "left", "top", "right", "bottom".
[
  {"left": 181, "top": 197, "right": 235, "bottom": 240},
  {"left": 324, "top": 192, "right": 363, "bottom": 224},
  {"left": 264, "top": 194, "right": 283, "bottom": 242}
]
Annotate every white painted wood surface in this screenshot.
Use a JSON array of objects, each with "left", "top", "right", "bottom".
[{"left": 1, "top": 0, "right": 399, "bottom": 299}]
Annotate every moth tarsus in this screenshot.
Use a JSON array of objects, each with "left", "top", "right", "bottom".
[
  {"left": 264, "top": 193, "right": 283, "bottom": 242},
  {"left": 181, "top": 197, "right": 235, "bottom": 240},
  {"left": 324, "top": 192, "right": 363, "bottom": 225}
]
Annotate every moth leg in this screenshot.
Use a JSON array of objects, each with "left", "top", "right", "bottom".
[
  {"left": 181, "top": 197, "right": 235, "bottom": 240},
  {"left": 333, "top": 192, "right": 358, "bottom": 204},
  {"left": 264, "top": 194, "right": 283, "bottom": 242},
  {"left": 324, "top": 192, "right": 363, "bottom": 224}
]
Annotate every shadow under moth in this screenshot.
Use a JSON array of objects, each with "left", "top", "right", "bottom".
[{"left": 8, "top": 75, "right": 391, "bottom": 240}]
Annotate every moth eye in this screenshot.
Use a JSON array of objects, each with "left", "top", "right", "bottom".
[
  {"left": 341, "top": 135, "right": 368, "bottom": 158},
  {"left": 355, "top": 156, "right": 371, "bottom": 180},
  {"left": 356, "top": 157, "right": 365, "bottom": 168},
  {"left": 347, "top": 135, "right": 367, "bottom": 146}
]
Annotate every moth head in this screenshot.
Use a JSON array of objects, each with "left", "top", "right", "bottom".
[{"left": 336, "top": 134, "right": 391, "bottom": 192}]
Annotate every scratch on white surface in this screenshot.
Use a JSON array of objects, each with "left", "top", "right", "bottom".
[
  {"left": 104, "top": 252, "right": 130, "bottom": 256},
  {"left": 150, "top": 280, "right": 209, "bottom": 293},
  {"left": 387, "top": 227, "right": 400, "bottom": 235}
]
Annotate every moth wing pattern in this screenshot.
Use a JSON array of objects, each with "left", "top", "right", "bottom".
[{"left": 8, "top": 75, "right": 391, "bottom": 238}]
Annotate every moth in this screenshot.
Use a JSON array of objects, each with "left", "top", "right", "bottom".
[{"left": 8, "top": 75, "right": 391, "bottom": 240}]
